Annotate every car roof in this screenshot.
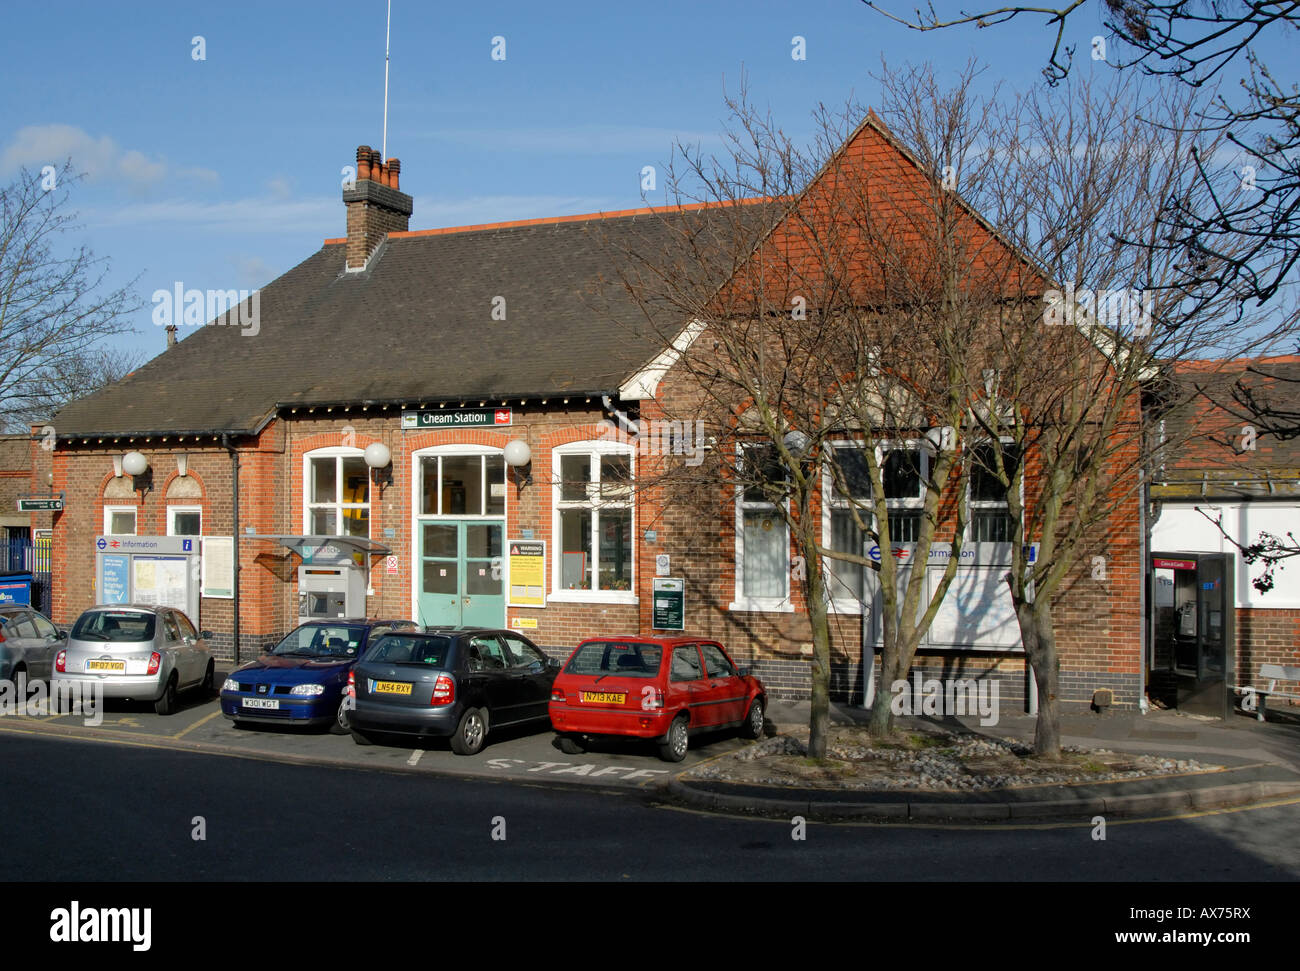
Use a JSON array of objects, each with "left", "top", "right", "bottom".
[
  {"left": 577, "top": 635, "right": 705, "bottom": 647},
  {"left": 81, "top": 604, "right": 170, "bottom": 615}
]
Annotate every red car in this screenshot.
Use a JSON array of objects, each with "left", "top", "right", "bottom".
[{"left": 549, "top": 636, "right": 766, "bottom": 762}]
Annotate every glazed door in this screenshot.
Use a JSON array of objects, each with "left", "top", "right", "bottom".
[{"left": 418, "top": 521, "right": 505, "bottom": 628}]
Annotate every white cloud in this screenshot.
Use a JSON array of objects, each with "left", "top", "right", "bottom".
[{"left": 0, "top": 123, "right": 219, "bottom": 190}]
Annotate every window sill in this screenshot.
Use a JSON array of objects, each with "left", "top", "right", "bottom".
[
  {"left": 826, "top": 600, "right": 866, "bottom": 615},
  {"left": 728, "top": 599, "right": 795, "bottom": 614},
  {"left": 547, "top": 590, "right": 639, "bottom": 606}
]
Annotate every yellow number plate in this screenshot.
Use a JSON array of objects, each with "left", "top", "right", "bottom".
[
  {"left": 85, "top": 660, "right": 126, "bottom": 673},
  {"left": 374, "top": 680, "right": 412, "bottom": 695},
  {"left": 580, "top": 691, "right": 626, "bottom": 704}
]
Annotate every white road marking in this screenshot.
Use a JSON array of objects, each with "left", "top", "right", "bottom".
[
  {"left": 484, "top": 758, "right": 668, "bottom": 781},
  {"left": 407, "top": 750, "right": 423, "bottom": 766}
]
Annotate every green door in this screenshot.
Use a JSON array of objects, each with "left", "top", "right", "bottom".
[{"left": 418, "top": 521, "right": 504, "bottom": 628}]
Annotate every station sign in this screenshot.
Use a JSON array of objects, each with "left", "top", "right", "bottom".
[
  {"left": 401, "top": 408, "right": 512, "bottom": 430},
  {"left": 652, "top": 578, "right": 685, "bottom": 631},
  {"left": 17, "top": 494, "right": 63, "bottom": 512}
]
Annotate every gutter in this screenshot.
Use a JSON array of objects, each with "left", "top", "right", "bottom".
[{"left": 221, "top": 433, "right": 242, "bottom": 666}]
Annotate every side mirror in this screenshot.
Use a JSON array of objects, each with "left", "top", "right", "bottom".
[
  {"left": 263, "top": 643, "right": 276, "bottom": 654},
  {"left": 56, "top": 629, "right": 68, "bottom": 639},
  {"left": 738, "top": 666, "right": 751, "bottom": 677},
  {"left": 201, "top": 630, "right": 214, "bottom": 640}
]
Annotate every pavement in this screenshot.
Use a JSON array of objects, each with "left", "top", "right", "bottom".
[{"left": 655, "top": 698, "right": 1300, "bottom": 822}]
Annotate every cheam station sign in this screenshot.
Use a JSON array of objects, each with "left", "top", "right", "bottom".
[{"left": 401, "top": 408, "right": 512, "bottom": 430}]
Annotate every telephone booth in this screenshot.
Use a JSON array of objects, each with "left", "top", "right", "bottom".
[{"left": 1149, "top": 553, "right": 1235, "bottom": 719}]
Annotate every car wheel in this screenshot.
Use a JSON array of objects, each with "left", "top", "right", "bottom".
[
  {"left": 557, "top": 733, "right": 587, "bottom": 755},
  {"left": 154, "top": 675, "right": 178, "bottom": 716},
  {"left": 741, "top": 698, "right": 765, "bottom": 739},
  {"left": 449, "top": 707, "right": 487, "bottom": 756},
  {"left": 199, "top": 661, "right": 215, "bottom": 698},
  {"left": 350, "top": 728, "right": 375, "bottom": 746},
  {"left": 658, "top": 714, "right": 689, "bottom": 762},
  {"left": 330, "top": 695, "right": 352, "bottom": 735}
]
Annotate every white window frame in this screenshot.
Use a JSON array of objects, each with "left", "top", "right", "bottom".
[
  {"left": 302, "top": 447, "right": 370, "bottom": 538},
  {"left": 821, "top": 441, "right": 874, "bottom": 614},
  {"left": 550, "top": 440, "right": 636, "bottom": 605},
  {"left": 731, "top": 441, "right": 793, "bottom": 613},
  {"left": 879, "top": 440, "right": 928, "bottom": 538},
  {"left": 965, "top": 438, "right": 1021, "bottom": 544},
  {"left": 167, "top": 505, "right": 203, "bottom": 537},
  {"left": 104, "top": 505, "right": 137, "bottom": 536},
  {"left": 414, "top": 446, "right": 507, "bottom": 520}
]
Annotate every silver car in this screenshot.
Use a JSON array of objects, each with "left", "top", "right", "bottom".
[
  {"left": 52, "top": 605, "right": 214, "bottom": 714},
  {"left": 0, "top": 605, "right": 68, "bottom": 684}
]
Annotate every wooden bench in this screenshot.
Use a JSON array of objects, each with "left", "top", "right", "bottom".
[{"left": 1237, "top": 664, "right": 1300, "bottom": 722}]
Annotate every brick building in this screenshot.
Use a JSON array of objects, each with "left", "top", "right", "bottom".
[
  {"left": 1148, "top": 357, "right": 1300, "bottom": 712},
  {"left": 39, "top": 122, "right": 1152, "bottom": 714}
]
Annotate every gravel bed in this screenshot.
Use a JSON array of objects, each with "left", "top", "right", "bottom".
[{"left": 686, "top": 730, "right": 1221, "bottom": 791}]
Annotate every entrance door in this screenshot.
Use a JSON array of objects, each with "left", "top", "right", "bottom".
[{"left": 418, "top": 521, "right": 504, "bottom": 628}]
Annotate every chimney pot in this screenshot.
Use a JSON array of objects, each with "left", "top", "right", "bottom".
[
  {"left": 342, "top": 142, "right": 414, "bottom": 270},
  {"left": 165, "top": 324, "right": 178, "bottom": 349}
]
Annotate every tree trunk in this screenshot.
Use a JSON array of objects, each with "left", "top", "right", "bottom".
[
  {"left": 1017, "top": 599, "right": 1062, "bottom": 759},
  {"left": 867, "top": 637, "right": 899, "bottom": 736},
  {"left": 806, "top": 555, "right": 832, "bottom": 760}
]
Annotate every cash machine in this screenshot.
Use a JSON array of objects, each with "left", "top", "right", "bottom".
[{"left": 249, "top": 535, "right": 390, "bottom": 623}]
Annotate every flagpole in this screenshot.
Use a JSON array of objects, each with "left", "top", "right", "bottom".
[{"left": 382, "top": 0, "right": 391, "bottom": 160}]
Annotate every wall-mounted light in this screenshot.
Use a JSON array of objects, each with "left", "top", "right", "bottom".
[
  {"left": 504, "top": 439, "right": 532, "bottom": 495},
  {"left": 177, "top": 453, "right": 189, "bottom": 477},
  {"left": 122, "top": 451, "right": 152, "bottom": 497},
  {"left": 925, "top": 426, "right": 955, "bottom": 452},
  {"left": 364, "top": 441, "right": 393, "bottom": 495},
  {"left": 782, "top": 430, "right": 811, "bottom": 458}
]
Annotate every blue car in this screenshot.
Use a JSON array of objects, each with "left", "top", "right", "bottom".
[{"left": 221, "top": 619, "right": 416, "bottom": 733}]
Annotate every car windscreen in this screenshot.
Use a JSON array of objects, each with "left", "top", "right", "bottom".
[
  {"left": 270, "top": 625, "right": 367, "bottom": 658},
  {"left": 72, "top": 611, "right": 156, "bottom": 642},
  {"left": 564, "top": 641, "right": 663, "bottom": 678},
  {"left": 363, "top": 634, "right": 452, "bottom": 666}
]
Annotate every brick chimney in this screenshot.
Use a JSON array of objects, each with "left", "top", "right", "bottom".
[{"left": 343, "top": 145, "right": 413, "bottom": 270}]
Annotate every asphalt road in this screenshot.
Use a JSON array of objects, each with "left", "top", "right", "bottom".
[{"left": 3, "top": 732, "right": 1299, "bottom": 881}]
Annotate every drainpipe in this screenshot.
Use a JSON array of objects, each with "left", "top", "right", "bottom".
[
  {"left": 1138, "top": 464, "right": 1150, "bottom": 714},
  {"left": 222, "top": 434, "right": 241, "bottom": 665}
]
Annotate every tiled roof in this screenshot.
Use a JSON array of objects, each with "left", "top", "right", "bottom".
[{"left": 53, "top": 203, "right": 776, "bottom": 438}]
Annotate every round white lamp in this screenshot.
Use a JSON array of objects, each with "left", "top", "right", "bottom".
[
  {"left": 783, "top": 430, "right": 811, "bottom": 457},
  {"left": 122, "top": 451, "right": 149, "bottom": 476},
  {"left": 504, "top": 439, "right": 531, "bottom": 467},
  {"left": 363, "top": 442, "right": 392, "bottom": 469}
]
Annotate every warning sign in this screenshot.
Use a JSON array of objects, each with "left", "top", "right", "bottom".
[{"left": 507, "top": 540, "right": 545, "bottom": 608}]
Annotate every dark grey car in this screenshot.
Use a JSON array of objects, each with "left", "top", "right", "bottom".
[
  {"left": 0, "top": 605, "right": 67, "bottom": 684},
  {"left": 349, "top": 627, "right": 561, "bottom": 754}
]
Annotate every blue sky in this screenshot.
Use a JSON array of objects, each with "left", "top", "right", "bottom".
[{"left": 2, "top": 0, "right": 1286, "bottom": 363}]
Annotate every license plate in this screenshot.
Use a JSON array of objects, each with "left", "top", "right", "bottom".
[
  {"left": 242, "top": 698, "right": 280, "bottom": 710},
  {"left": 580, "top": 691, "right": 626, "bottom": 704},
  {"left": 84, "top": 659, "right": 125, "bottom": 674},
  {"left": 374, "top": 681, "right": 412, "bottom": 696}
]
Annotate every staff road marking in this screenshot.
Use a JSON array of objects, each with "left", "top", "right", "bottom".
[{"left": 484, "top": 758, "right": 667, "bottom": 781}]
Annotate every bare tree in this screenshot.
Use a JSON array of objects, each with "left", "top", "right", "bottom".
[
  {"left": 0, "top": 162, "right": 140, "bottom": 431},
  {"left": 609, "top": 62, "right": 1286, "bottom": 758},
  {"left": 863, "top": 0, "right": 1300, "bottom": 308}
]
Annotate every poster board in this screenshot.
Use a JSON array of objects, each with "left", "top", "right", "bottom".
[
  {"left": 507, "top": 540, "right": 545, "bottom": 607},
  {"left": 202, "top": 536, "right": 235, "bottom": 598}
]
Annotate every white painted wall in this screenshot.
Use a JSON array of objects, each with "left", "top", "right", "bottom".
[{"left": 1151, "top": 501, "right": 1300, "bottom": 608}]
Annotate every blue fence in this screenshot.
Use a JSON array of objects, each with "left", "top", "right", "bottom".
[{"left": 0, "top": 537, "right": 52, "bottom": 614}]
